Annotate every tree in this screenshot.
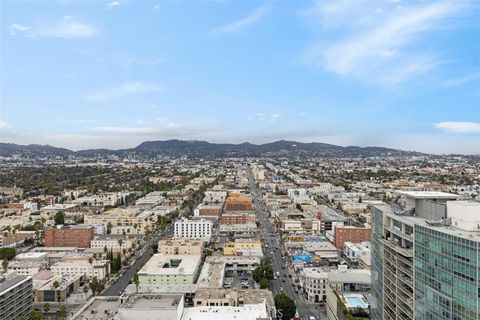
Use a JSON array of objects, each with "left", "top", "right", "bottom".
[
  {"left": 0, "top": 248, "right": 16, "bottom": 260},
  {"left": 89, "top": 276, "right": 104, "bottom": 296},
  {"left": 53, "top": 281, "right": 60, "bottom": 289},
  {"left": 83, "top": 285, "right": 89, "bottom": 298},
  {"left": 43, "top": 303, "right": 51, "bottom": 313},
  {"left": 2, "top": 259, "right": 8, "bottom": 272},
  {"left": 133, "top": 273, "right": 139, "bottom": 293},
  {"left": 259, "top": 278, "right": 270, "bottom": 289},
  {"left": 28, "top": 310, "right": 43, "bottom": 320},
  {"left": 54, "top": 211, "right": 65, "bottom": 225},
  {"left": 58, "top": 305, "right": 67, "bottom": 319},
  {"left": 252, "top": 264, "right": 273, "bottom": 282},
  {"left": 88, "top": 257, "right": 93, "bottom": 264},
  {"left": 274, "top": 293, "right": 296, "bottom": 320}
]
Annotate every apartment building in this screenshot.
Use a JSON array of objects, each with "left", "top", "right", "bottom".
[
  {"left": 158, "top": 239, "right": 204, "bottom": 255},
  {"left": 204, "top": 190, "right": 227, "bottom": 204},
  {"left": 90, "top": 237, "right": 134, "bottom": 252},
  {"left": 0, "top": 275, "right": 33, "bottom": 319},
  {"left": 220, "top": 212, "right": 256, "bottom": 225},
  {"left": 174, "top": 218, "right": 212, "bottom": 240},
  {"left": 137, "top": 254, "right": 202, "bottom": 284},
  {"left": 45, "top": 226, "right": 94, "bottom": 248},
  {"left": 51, "top": 260, "right": 110, "bottom": 281},
  {"left": 224, "top": 193, "right": 253, "bottom": 211},
  {"left": 371, "top": 191, "right": 479, "bottom": 320},
  {"left": 194, "top": 203, "right": 223, "bottom": 217}
]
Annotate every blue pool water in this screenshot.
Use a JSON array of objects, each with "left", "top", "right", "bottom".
[{"left": 344, "top": 296, "right": 366, "bottom": 308}]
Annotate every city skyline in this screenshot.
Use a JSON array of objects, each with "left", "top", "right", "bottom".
[{"left": 1, "top": 0, "right": 479, "bottom": 154}]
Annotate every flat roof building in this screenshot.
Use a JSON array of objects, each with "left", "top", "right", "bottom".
[
  {"left": 0, "top": 275, "right": 33, "bottom": 320},
  {"left": 137, "top": 254, "right": 202, "bottom": 285}
]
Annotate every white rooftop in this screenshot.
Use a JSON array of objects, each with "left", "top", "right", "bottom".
[
  {"left": 181, "top": 303, "right": 269, "bottom": 320},
  {"left": 139, "top": 254, "right": 201, "bottom": 276},
  {"left": 396, "top": 190, "right": 459, "bottom": 199}
]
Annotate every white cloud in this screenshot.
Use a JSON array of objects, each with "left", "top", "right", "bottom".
[
  {"left": 157, "top": 117, "right": 169, "bottom": 122},
  {"left": 85, "top": 82, "right": 163, "bottom": 101},
  {"left": 442, "top": 71, "right": 480, "bottom": 87},
  {"left": 435, "top": 121, "right": 480, "bottom": 134},
  {"left": 153, "top": 5, "right": 160, "bottom": 10},
  {"left": 94, "top": 127, "right": 162, "bottom": 134},
  {"left": 212, "top": 4, "right": 271, "bottom": 34},
  {"left": 9, "top": 24, "right": 31, "bottom": 36},
  {"left": 120, "top": 56, "right": 165, "bottom": 68},
  {"left": 303, "top": 1, "right": 468, "bottom": 85},
  {"left": 166, "top": 123, "right": 180, "bottom": 129},
  {"left": 0, "top": 120, "right": 9, "bottom": 129},
  {"left": 107, "top": 1, "right": 120, "bottom": 9},
  {"left": 57, "top": 119, "right": 96, "bottom": 124},
  {"left": 298, "top": 112, "right": 307, "bottom": 117},
  {"left": 249, "top": 112, "right": 281, "bottom": 122},
  {"left": 37, "top": 17, "right": 98, "bottom": 38}
]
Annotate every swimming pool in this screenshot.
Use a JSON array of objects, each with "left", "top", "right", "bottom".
[{"left": 343, "top": 295, "right": 368, "bottom": 308}]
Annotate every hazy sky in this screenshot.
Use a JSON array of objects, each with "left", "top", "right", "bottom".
[{"left": 1, "top": 0, "right": 479, "bottom": 154}]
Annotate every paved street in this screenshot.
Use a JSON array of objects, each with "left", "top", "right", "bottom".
[
  {"left": 247, "top": 166, "right": 326, "bottom": 320},
  {"left": 101, "top": 225, "right": 174, "bottom": 296}
]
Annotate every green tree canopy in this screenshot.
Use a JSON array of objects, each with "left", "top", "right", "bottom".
[
  {"left": 54, "top": 211, "right": 65, "bottom": 225},
  {"left": 274, "top": 293, "right": 296, "bottom": 320}
]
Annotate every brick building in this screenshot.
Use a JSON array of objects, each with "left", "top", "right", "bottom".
[
  {"left": 45, "top": 227, "right": 94, "bottom": 248},
  {"left": 334, "top": 226, "right": 371, "bottom": 249},
  {"left": 220, "top": 213, "right": 256, "bottom": 225},
  {"left": 224, "top": 193, "right": 253, "bottom": 211}
]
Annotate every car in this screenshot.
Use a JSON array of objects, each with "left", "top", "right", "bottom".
[
  {"left": 282, "top": 279, "right": 286, "bottom": 282},
  {"left": 283, "top": 274, "right": 287, "bottom": 277},
  {"left": 280, "top": 287, "right": 284, "bottom": 291},
  {"left": 309, "top": 317, "right": 317, "bottom": 320}
]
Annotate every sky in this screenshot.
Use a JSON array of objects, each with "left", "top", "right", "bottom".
[{"left": 1, "top": 0, "right": 479, "bottom": 154}]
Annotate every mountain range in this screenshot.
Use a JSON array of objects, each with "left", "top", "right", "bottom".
[{"left": 0, "top": 140, "right": 423, "bottom": 158}]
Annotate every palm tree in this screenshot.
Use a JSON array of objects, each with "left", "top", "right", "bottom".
[
  {"left": 28, "top": 310, "right": 43, "bottom": 320},
  {"left": 133, "top": 273, "right": 139, "bottom": 293},
  {"left": 2, "top": 259, "right": 8, "bottom": 273},
  {"left": 43, "top": 303, "right": 51, "bottom": 313},
  {"left": 58, "top": 305, "right": 67, "bottom": 320},
  {"left": 53, "top": 281, "right": 60, "bottom": 289},
  {"left": 83, "top": 285, "right": 89, "bottom": 299}
]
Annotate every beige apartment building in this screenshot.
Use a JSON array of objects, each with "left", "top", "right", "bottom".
[{"left": 158, "top": 239, "right": 204, "bottom": 255}]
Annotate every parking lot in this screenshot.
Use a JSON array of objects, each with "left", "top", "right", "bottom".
[{"left": 223, "top": 270, "right": 256, "bottom": 290}]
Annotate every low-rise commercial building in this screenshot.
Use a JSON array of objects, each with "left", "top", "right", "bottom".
[
  {"left": 223, "top": 239, "right": 262, "bottom": 256},
  {"left": 334, "top": 226, "right": 371, "bottom": 249},
  {"left": 301, "top": 266, "right": 370, "bottom": 303},
  {"left": 220, "top": 212, "right": 256, "bottom": 225}
]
